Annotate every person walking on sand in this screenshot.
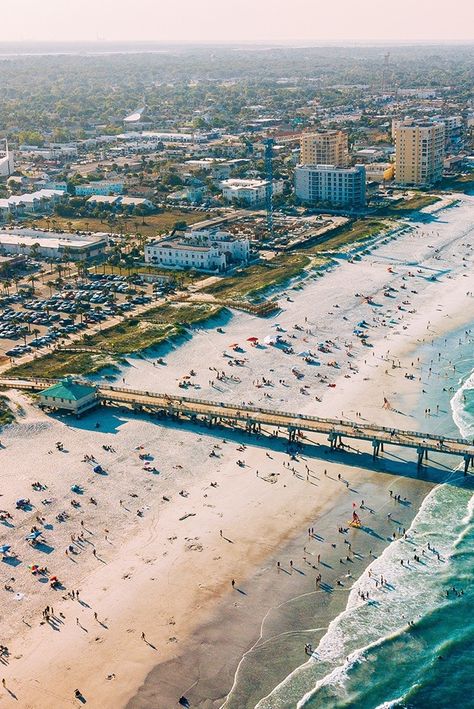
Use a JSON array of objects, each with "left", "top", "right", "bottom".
[{"left": 231, "top": 579, "right": 235, "bottom": 588}]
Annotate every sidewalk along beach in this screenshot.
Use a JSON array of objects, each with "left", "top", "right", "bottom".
[{"left": 0, "top": 195, "right": 472, "bottom": 709}]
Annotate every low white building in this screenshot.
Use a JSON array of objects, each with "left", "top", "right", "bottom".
[
  {"left": 144, "top": 229, "right": 250, "bottom": 273},
  {"left": 86, "top": 195, "right": 154, "bottom": 210},
  {"left": 0, "top": 228, "right": 109, "bottom": 260},
  {"left": 0, "top": 189, "right": 65, "bottom": 219},
  {"left": 220, "top": 178, "right": 284, "bottom": 206},
  {"left": 19, "top": 144, "right": 78, "bottom": 160}
]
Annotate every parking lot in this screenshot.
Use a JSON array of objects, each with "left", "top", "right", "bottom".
[{"left": 0, "top": 273, "right": 174, "bottom": 360}]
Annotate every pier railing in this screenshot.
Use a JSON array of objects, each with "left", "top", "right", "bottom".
[{"left": 1, "top": 376, "right": 473, "bottom": 471}]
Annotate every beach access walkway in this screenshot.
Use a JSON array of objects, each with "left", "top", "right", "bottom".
[{"left": 1, "top": 376, "right": 474, "bottom": 474}]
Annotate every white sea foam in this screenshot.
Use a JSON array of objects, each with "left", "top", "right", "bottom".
[
  {"left": 296, "top": 625, "right": 408, "bottom": 708},
  {"left": 374, "top": 696, "right": 408, "bottom": 709},
  {"left": 450, "top": 368, "right": 474, "bottom": 439},
  {"left": 257, "top": 474, "right": 473, "bottom": 709}
]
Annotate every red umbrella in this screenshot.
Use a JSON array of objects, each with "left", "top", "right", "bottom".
[{"left": 247, "top": 337, "right": 259, "bottom": 342}]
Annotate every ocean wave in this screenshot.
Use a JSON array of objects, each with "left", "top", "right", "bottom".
[
  {"left": 374, "top": 697, "right": 408, "bottom": 709},
  {"left": 450, "top": 367, "right": 474, "bottom": 438},
  {"left": 257, "top": 476, "right": 473, "bottom": 709},
  {"left": 296, "top": 625, "right": 409, "bottom": 708}
]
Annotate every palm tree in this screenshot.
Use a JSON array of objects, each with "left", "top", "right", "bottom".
[
  {"left": 62, "top": 247, "right": 72, "bottom": 276},
  {"left": 2, "top": 280, "right": 11, "bottom": 295},
  {"left": 32, "top": 328, "right": 40, "bottom": 345},
  {"left": 94, "top": 305, "right": 103, "bottom": 331},
  {"left": 30, "top": 242, "right": 41, "bottom": 261},
  {"left": 27, "top": 274, "right": 37, "bottom": 293},
  {"left": 46, "top": 280, "right": 56, "bottom": 297}
]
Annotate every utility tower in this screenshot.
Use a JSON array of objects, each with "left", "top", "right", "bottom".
[{"left": 264, "top": 138, "right": 274, "bottom": 234}]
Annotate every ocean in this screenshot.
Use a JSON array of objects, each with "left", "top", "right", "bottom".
[{"left": 256, "top": 324, "right": 474, "bottom": 709}]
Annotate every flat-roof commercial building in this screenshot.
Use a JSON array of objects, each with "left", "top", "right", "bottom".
[
  {"left": 300, "top": 131, "right": 349, "bottom": 167},
  {"left": 220, "top": 178, "right": 284, "bottom": 206},
  {"left": 295, "top": 164, "right": 366, "bottom": 208},
  {"left": 394, "top": 120, "right": 445, "bottom": 186},
  {"left": 117, "top": 131, "right": 210, "bottom": 146},
  {"left": 86, "top": 195, "right": 154, "bottom": 210},
  {"left": 144, "top": 229, "right": 250, "bottom": 273},
  {"left": 0, "top": 229, "right": 109, "bottom": 261},
  {"left": 75, "top": 182, "right": 124, "bottom": 197}
]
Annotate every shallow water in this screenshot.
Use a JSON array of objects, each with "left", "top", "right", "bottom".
[{"left": 256, "top": 325, "right": 474, "bottom": 709}]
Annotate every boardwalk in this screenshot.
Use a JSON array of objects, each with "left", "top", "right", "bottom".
[{"left": 1, "top": 377, "right": 474, "bottom": 473}]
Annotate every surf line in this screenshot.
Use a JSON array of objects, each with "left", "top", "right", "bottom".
[{"left": 219, "top": 588, "right": 331, "bottom": 708}]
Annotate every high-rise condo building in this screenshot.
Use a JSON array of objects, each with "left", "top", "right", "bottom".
[
  {"left": 394, "top": 120, "right": 445, "bottom": 186},
  {"left": 295, "top": 164, "right": 366, "bottom": 208},
  {"left": 300, "top": 130, "right": 349, "bottom": 167}
]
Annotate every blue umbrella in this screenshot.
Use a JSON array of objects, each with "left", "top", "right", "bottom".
[{"left": 0, "top": 545, "right": 11, "bottom": 554}]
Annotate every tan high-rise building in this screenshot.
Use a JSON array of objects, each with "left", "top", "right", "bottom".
[
  {"left": 300, "top": 130, "right": 349, "bottom": 167},
  {"left": 394, "top": 120, "right": 445, "bottom": 185}
]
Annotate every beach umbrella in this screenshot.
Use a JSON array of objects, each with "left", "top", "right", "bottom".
[
  {"left": 0, "top": 545, "right": 11, "bottom": 554},
  {"left": 229, "top": 343, "right": 238, "bottom": 348},
  {"left": 247, "top": 337, "right": 258, "bottom": 342},
  {"left": 264, "top": 335, "right": 277, "bottom": 345}
]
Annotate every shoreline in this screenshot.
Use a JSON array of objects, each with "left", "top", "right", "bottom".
[
  {"left": 128, "top": 278, "right": 473, "bottom": 709},
  {"left": 0, "top": 196, "right": 473, "bottom": 709}
]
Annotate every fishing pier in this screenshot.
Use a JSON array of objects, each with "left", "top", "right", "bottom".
[{"left": 2, "top": 377, "right": 474, "bottom": 474}]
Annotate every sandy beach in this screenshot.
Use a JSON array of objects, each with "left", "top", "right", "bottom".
[{"left": 0, "top": 194, "right": 473, "bottom": 708}]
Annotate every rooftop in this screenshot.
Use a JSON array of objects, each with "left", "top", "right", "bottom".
[
  {"left": 41, "top": 378, "right": 96, "bottom": 402},
  {"left": 0, "top": 228, "right": 108, "bottom": 250}
]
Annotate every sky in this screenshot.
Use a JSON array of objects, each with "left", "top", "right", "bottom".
[{"left": 1, "top": 0, "right": 473, "bottom": 43}]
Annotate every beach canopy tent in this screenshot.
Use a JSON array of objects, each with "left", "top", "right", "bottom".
[{"left": 38, "top": 377, "right": 97, "bottom": 416}]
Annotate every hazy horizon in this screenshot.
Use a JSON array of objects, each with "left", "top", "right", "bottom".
[{"left": 1, "top": 0, "right": 473, "bottom": 44}]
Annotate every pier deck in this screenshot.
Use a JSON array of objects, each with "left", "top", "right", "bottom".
[{"left": 1, "top": 377, "right": 473, "bottom": 472}]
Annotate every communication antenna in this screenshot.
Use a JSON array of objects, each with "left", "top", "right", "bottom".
[{"left": 265, "top": 138, "right": 274, "bottom": 234}]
